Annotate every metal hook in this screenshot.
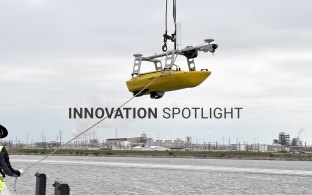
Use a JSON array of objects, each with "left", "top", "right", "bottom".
[{"left": 162, "top": 44, "right": 168, "bottom": 52}]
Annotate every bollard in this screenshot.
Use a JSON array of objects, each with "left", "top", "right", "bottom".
[
  {"left": 35, "top": 173, "right": 46, "bottom": 195},
  {"left": 53, "top": 181, "right": 70, "bottom": 195}
]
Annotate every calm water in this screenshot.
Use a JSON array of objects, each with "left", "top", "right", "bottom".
[{"left": 4, "top": 155, "right": 312, "bottom": 194}]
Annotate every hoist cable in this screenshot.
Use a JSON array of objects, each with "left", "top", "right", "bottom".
[
  {"left": 165, "top": 0, "right": 168, "bottom": 33},
  {"left": 162, "top": 0, "right": 177, "bottom": 51},
  {"left": 173, "top": 0, "right": 176, "bottom": 32}
]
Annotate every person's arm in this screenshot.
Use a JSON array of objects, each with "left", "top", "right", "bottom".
[{"left": 0, "top": 148, "right": 20, "bottom": 177}]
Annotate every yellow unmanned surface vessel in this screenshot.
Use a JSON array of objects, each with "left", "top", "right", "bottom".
[{"left": 126, "top": 39, "right": 218, "bottom": 99}]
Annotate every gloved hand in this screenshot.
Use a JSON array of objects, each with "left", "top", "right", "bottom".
[{"left": 18, "top": 169, "right": 25, "bottom": 176}]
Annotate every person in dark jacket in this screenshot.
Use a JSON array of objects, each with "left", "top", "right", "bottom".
[{"left": 0, "top": 124, "right": 24, "bottom": 192}]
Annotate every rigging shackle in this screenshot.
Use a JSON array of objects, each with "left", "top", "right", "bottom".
[
  {"left": 162, "top": 43, "right": 168, "bottom": 52},
  {"left": 162, "top": 32, "right": 172, "bottom": 52},
  {"left": 171, "top": 33, "right": 176, "bottom": 42}
]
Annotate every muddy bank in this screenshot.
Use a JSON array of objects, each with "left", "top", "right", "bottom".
[{"left": 8, "top": 148, "right": 312, "bottom": 161}]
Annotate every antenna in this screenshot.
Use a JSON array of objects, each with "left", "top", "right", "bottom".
[
  {"left": 204, "top": 39, "right": 214, "bottom": 44},
  {"left": 176, "top": 22, "right": 182, "bottom": 47},
  {"left": 133, "top": 54, "right": 143, "bottom": 58}
]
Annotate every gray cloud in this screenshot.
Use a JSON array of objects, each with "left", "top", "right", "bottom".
[{"left": 1, "top": 0, "right": 312, "bottom": 144}]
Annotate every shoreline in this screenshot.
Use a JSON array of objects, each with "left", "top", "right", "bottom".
[{"left": 8, "top": 148, "right": 312, "bottom": 161}]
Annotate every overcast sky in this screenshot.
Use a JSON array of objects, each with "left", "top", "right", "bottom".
[{"left": 1, "top": 0, "right": 311, "bottom": 144}]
